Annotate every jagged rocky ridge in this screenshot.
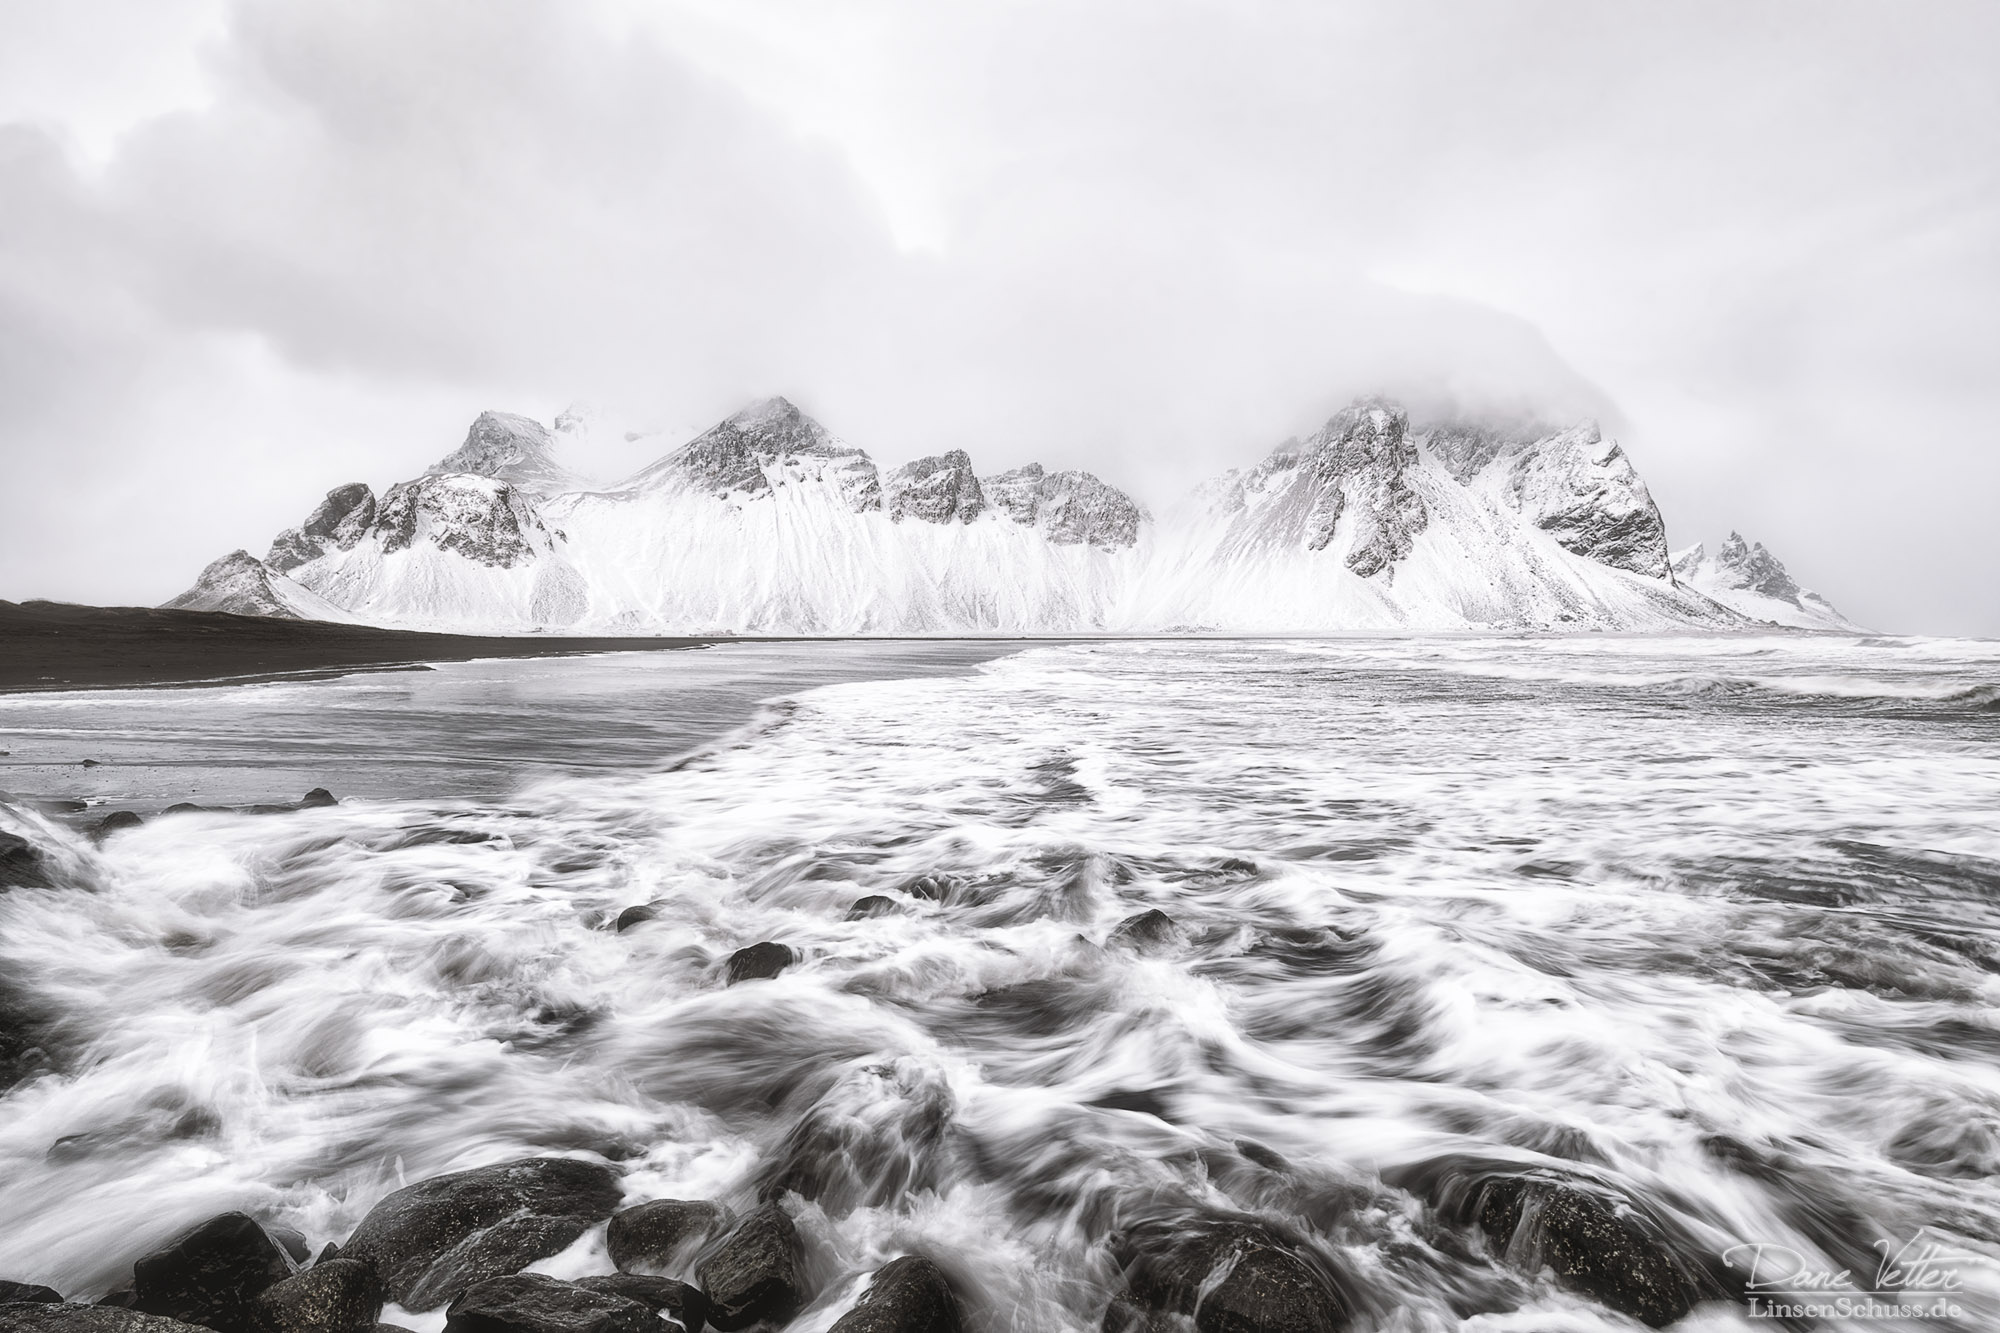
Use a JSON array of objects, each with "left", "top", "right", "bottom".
[
  {"left": 168, "top": 397, "right": 1853, "bottom": 633},
  {"left": 1671, "top": 532, "right": 1858, "bottom": 631}
]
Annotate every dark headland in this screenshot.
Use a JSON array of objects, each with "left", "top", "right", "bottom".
[{"left": 0, "top": 600, "right": 725, "bottom": 693}]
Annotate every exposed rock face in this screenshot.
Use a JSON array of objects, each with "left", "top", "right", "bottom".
[
  {"left": 340, "top": 1159, "right": 624, "bottom": 1311},
  {"left": 245, "top": 1260, "right": 380, "bottom": 1333},
  {"left": 884, "top": 453, "right": 985, "bottom": 524},
  {"left": 442, "top": 1275, "right": 655, "bottom": 1333},
  {"left": 0, "top": 1309, "right": 211, "bottom": 1333},
  {"left": 428, "top": 413, "right": 579, "bottom": 497},
  {"left": 647, "top": 398, "right": 883, "bottom": 513},
  {"left": 375, "top": 477, "right": 547, "bottom": 569},
  {"left": 605, "top": 1201, "right": 728, "bottom": 1274},
  {"left": 1107, "top": 909, "right": 1183, "bottom": 956},
  {"left": 1476, "top": 1178, "right": 1698, "bottom": 1328},
  {"left": 724, "top": 943, "right": 795, "bottom": 985},
  {"left": 268, "top": 485, "right": 378, "bottom": 573},
  {"left": 1108, "top": 1218, "right": 1350, "bottom": 1333},
  {"left": 981, "top": 464, "right": 1145, "bottom": 548},
  {"left": 1501, "top": 425, "right": 1670, "bottom": 577},
  {"left": 0, "top": 830, "right": 53, "bottom": 890},
  {"left": 0, "top": 1283, "right": 61, "bottom": 1305},
  {"left": 1212, "top": 402, "right": 1428, "bottom": 579},
  {"left": 161, "top": 552, "right": 351, "bottom": 622},
  {"left": 1672, "top": 532, "right": 1856, "bottom": 629},
  {"left": 131, "top": 1213, "right": 294, "bottom": 1333},
  {"left": 825, "top": 1257, "right": 961, "bottom": 1333},
  {"left": 569, "top": 1276, "right": 705, "bottom": 1331},
  {"left": 694, "top": 1205, "right": 806, "bottom": 1332}
]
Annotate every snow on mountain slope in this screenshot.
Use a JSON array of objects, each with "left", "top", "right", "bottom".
[
  {"left": 1671, "top": 532, "right": 1861, "bottom": 631},
  {"left": 164, "top": 550, "right": 361, "bottom": 622},
  {"left": 165, "top": 394, "right": 1841, "bottom": 634}
]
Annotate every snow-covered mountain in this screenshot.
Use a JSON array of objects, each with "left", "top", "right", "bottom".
[
  {"left": 167, "top": 396, "right": 1857, "bottom": 634},
  {"left": 1671, "top": 532, "right": 1860, "bottom": 631}
]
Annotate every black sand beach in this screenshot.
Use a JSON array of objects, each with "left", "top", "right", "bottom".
[{"left": 0, "top": 600, "right": 722, "bottom": 693}]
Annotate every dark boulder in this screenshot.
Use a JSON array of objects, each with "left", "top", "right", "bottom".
[
  {"left": 899, "top": 876, "right": 950, "bottom": 903},
  {"left": 695, "top": 1205, "right": 807, "bottom": 1331},
  {"left": 264, "top": 1236, "right": 309, "bottom": 1270},
  {"left": 844, "top": 897, "right": 901, "bottom": 921},
  {"left": 1477, "top": 1178, "right": 1697, "bottom": 1328},
  {"left": 827, "top": 1257, "right": 960, "bottom": 1333},
  {"left": 1111, "top": 1219, "right": 1349, "bottom": 1333},
  {"left": 0, "top": 832, "right": 52, "bottom": 889},
  {"left": 340, "top": 1158, "right": 623, "bottom": 1311},
  {"left": 612, "top": 907, "right": 657, "bottom": 933},
  {"left": 571, "top": 1276, "right": 705, "bottom": 1331},
  {"left": 132, "top": 1212, "right": 295, "bottom": 1333},
  {"left": 90, "top": 812, "right": 144, "bottom": 840},
  {"left": 298, "top": 791, "right": 338, "bottom": 810},
  {"left": 724, "top": 944, "right": 794, "bottom": 986},
  {"left": 442, "top": 1275, "right": 655, "bottom": 1333},
  {"left": 1107, "top": 911, "right": 1182, "bottom": 956},
  {"left": 0, "top": 974, "right": 54, "bottom": 1091},
  {"left": 402, "top": 1218, "right": 594, "bottom": 1312},
  {"left": 313, "top": 1248, "right": 341, "bottom": 1268},
  {"left": 605, "top": 1200, "right": 727, "bottom": 1274},
  {"left": 0, "top": 1308, "right": 213, "bottom": 1333},
  {"left": 0, "top": 1284, "right": 61, "bottom": 1304},
  {"left": 247, "top": 1259, "right": 380, "bottom": 1333}
]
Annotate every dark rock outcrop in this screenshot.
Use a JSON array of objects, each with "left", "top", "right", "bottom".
[
  {"left": 268, "top": 485, "right": 379, "bottom": 574},
  {"left": 0, "top": 831, "right": 52, "bottom": 889},
  {"left": 131, "top": 1213, "right": 294, "bottom": 1333},
  {"left": 1110, "top": 1218, "right": 1350, "bottom": 1333},
  {"left": 694, "top": 1205, "right": 806, "bottom": 1331},
  {"left": 340, "top": 1158, "right": 623, "bottom": 1311},
  {"left": 442, "top": 1275, "right": 655, "bottom": 1333},
  {"left": 0, "top": 1284, "right": 61, "bottom": 1305},
  {"left": 884, "top": 453, "right": 985, "bottom": 525},
  {"left": 725, "top": 944, "right": 795, "bottom": 985},
  {"left": 845, "top": 897, "right": 901, "bottom": 921},
  {"left": 605, "top": 1201, "right": 727, "bottom": 1274},
  {"left": 982, "top": 465, "right": 1145, "bottom": 548},
  {"left": 571, "top": 1276, "right": 705, "bottom": 1331},
  {"left": 826, "top": 1257, "right": 960, "bottom": 1333},
  {"left": 246, "top": 1260, "right": 380, "bottom": 1333},
  {"left": 1107, "top": 910, "right": 1182, "bottom": 955},
  {"left": 649, "top": 398, "right": 882, "bottom": 514},
  {"left": 89, "top": 811, "right": 144, "bottom": 840},
  {"left": 0, "top": 1308, "right": 212, "bottom": 1333},
  {"left": 1476, "top": 1177, "right": 1696, "bottom": 1328},
  {"left": 612, "top": 906, "right": 657, "bottom": 932}
]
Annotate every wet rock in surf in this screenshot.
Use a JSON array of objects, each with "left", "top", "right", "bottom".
[
  {"left": 90, "top": 811, "right": 144, "bottom": 840},
  {"left": 571, "top": 1276, "right": 706, "bottom": 1331},
  {"left": 694, "top": 1205, "right": 807, "bottom": 1331},
  {"left": 605, "top": 1200, "right": 727, "bottom": 1274},
  {"left": 757, "top": 1060, "right": 954, "bottom": 1214},
  {"left": 246, "top": 1260, "right": 380, "bottom": 1333},
  {"left": 1107, "top": 910, "right": 1183, "bottom": 955},
  {"left": 826, "top": 1257, "right": 961, "bottom": 1333},
  {"left": 0, "top": 1283, "right": 61, "bottom": 1304},
  {"left": 1109, "top": 1219, "right": 1351, "bottom": 1333},
  {"left": 725, "top": 943, "right": 795, "bottom": 985},
  {"left": 0, "top": 831, "right": 53, "bottom": 889},
  {"left": 131, "top": 1212, "right": 294, "bottom": 1333},
  {"left": 443, "top": 1275, "right": 655, "bottom": 1333},
  {"left": 0, "top": 976, "right": 56, "bottom": 1091},
  {"left": 845, "top": 896, "right": 901, "bottom": 920},
  {"left": 298, "top": 789, "right": 338, "bottom": 809},
  {"left": 0, "top": 1310, "right": 213, "bottom": 1333},
  {"left": 340, "top": 1158, "right": 623, "bottom": 1311},
  {"left": 1476, "top": 1178, "right": 1696, "bottom": 1328},
  {"left": 612, "top": 906, "right": 657, "bottom": 932}
]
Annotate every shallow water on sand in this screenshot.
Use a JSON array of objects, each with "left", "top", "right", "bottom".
[{"left": 2, "top": 635, "right": 1998, "bottom": 1332}]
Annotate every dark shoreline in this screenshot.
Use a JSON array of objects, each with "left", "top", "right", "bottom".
[{"left": 0, "top": 601, "right": 730, "bottom": 694}]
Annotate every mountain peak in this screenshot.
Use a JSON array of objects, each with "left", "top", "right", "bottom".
[
  {"left": 1671, "top": 534, "right": 1857, "bottom": 629},
  {"left": 637, "top": 395, "right": 881, "bottom": 512},
  {"left": 430, "top": 411, "right": 579, "bottom": 496}
]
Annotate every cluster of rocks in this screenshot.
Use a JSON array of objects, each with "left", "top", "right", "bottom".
[{"left": 0, "top": 1159, "right": 963, "bottom": 1333}]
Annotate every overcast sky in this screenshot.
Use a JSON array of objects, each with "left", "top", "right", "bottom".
[{"left": 2, "top": 0, "right": 1994, "bottom": 632}]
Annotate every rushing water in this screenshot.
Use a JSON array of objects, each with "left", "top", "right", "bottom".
[{"left": 2, "top": 635, "right": 1998, "bottom": 1332}]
